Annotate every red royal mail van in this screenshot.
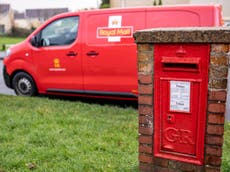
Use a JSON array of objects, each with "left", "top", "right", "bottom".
[{"left": 3, "top": 5, "right": 222, "bottom": 100}]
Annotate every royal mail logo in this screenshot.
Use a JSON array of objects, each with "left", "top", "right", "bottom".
[
  {"left": 49, "top": 58, "right": 66, "bottom": 72},
  {"left": 97, "top": 15, "right": 133, "bottom": 42},
  {"left": 53, "top": 58, "right": 60, "bottom": 68},
  {"left": 97, "top": 27, "right": 133, "bottom": 38}
]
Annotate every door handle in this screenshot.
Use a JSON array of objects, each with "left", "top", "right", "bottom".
[
  {"left": 66, "top": 51, "right": 77, "bottom": 56},
  {"left": 86, "top": 51, "right": 99, "bottom": 56}
]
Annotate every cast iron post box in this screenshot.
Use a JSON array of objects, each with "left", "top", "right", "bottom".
[{"left": 154, "top": 44, "right": 209, "bottom": 165}]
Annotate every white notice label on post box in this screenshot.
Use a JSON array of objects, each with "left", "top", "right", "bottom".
[{"left": 170, "top": 81, "right": 191, "bottom": 112}]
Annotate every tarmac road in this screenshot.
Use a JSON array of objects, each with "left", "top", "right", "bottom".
[{"left": 0, "top": 59, "right": 15, "bottom": 96}]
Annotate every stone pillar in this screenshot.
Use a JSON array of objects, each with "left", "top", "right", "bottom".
[{"left": 134, "top": 27, "right": 230, "bottom": 172}]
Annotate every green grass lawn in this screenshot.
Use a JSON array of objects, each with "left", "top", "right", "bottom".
[
  {"left": 223, "top": 122, "right": 230, "bottom": 171},
  {"left": 0, "top": 95, "right": 229, "bottom": 171},
  {"left": 0, "top": 95, "right": 138, "bottom": 172},
  {"left": 0, "top": 36, "right": 25, "bottom": 51},
  {"left": 0, "top": 36, "right": 25, "bottom": 45}
]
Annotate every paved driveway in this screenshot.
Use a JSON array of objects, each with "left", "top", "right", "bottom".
[{"left": 0, "top": 52, "right": 6, "bottom": 60}]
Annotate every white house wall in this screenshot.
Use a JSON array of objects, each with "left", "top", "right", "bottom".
[{"left": 0, "top": 13, "right": 13, "bottom": 34}]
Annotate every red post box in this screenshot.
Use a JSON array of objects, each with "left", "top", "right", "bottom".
[{"left": 154, "top": 44, "right": 209, "bottom": 165}]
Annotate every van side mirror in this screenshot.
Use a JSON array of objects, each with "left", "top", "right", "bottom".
[{"left": 30, "top": 36, "right": 39, "bottom": 47}]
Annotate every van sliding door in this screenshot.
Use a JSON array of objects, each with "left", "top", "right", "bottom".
[{"left": 83, "top": 10, "right": 145, "bottom": 97}]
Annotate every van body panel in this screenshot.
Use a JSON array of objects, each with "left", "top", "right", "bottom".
[
  {"left": 83, "top": 10, "right": 145, "bottom": 94},
  {"left": 4, "top": 41, "right": 34, "bottom": 77},
  {"left": 3, "top": 5, "right": 222, "bottom": 99},
  {"left": 146, "top": 6, "right": 222, "bottom": 28},
  {"left": 146, "top": 10, "right": 200, "bottom": 28},
  {"left": 31, "top": 45, "right": 83, "bottom": 92}
]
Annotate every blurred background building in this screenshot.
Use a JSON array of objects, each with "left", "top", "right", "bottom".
[
  {"left": 0, "top": 3, "right": 68, "bottom": 35},
  {"left": 1, "top": 0, "right": 230, "bottom": 35},
  {"left": 0, "top": 4, "right": 14, "bottom": 34},
  {"left": 110, "top": 0, "right": 230, "bottom": 22}
]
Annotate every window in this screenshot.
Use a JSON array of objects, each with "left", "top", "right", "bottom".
[
  {"left": 0, "top": 25, "right": 5, "bottom": 34},
  {"left": 40, "top": 16, "right": 79, "bottom": 46}
]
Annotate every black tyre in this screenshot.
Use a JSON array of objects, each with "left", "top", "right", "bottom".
[{"left": 12, "top": 72, "right": 37, "bottom": 96}]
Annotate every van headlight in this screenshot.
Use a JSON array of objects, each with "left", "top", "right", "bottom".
[{"left": 6, "top": 48, "right": 11, "bottom": 57}]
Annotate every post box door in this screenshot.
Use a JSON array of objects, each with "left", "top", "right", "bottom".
[
  {"left": 154, "top": 44, "right": 209, "bottom": 165},
  {"left": 160, "top": 79, "right": 200, "bottom": 155}
]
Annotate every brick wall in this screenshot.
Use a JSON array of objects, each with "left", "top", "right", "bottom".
[
  {"left": 138, "top": 44, "right": 154, "bottom": 171},
  {"left": 205, "top": 44, "right": 229, "bottom": 172},
  {"left": 134, "top": 28, "right": 230, "bottom": 172}
]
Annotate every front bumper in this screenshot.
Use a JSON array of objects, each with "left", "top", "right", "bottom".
[{"left": 3, "top": 66, "right": 12, "bottom": 88}]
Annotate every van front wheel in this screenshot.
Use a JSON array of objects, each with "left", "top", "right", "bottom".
[{"left": 12, "top": 72, "right": 37, "bottom": 96}]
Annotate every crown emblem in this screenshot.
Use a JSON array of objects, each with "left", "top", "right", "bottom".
[{"left": 112, "top": 20, "right": 118, "bottom": 25}]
